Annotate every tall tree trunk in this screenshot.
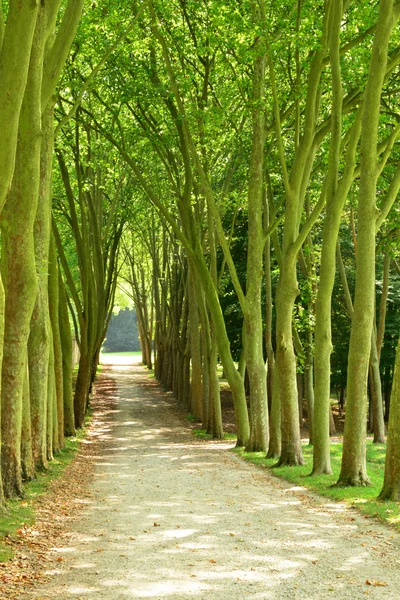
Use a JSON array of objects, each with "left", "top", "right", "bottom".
[
  {"left": 21, "top": 366, "right": 34, "bottom": 482},
  {"left": 49, "top": 235, "right": 64, "bottom": 449},
  {"left": 188, "top": 265, "right": 203, "bottom": 421},
  {"left": 0, "top": 13, "right": 46, "bottom": 496},
  {"left": 369, "top": 328, "right": 385, "bottom": 443},
  {"left": 338, "top": 0, "right": 397, "bottom": 486},
  {"left": 304, "top": 337, "right": 314, "bottom": 445},
  {"left": 0, "top": 1, "right": 39, "bottom": 210},
  {"left": 58, "top": 271, "right": 75, "bottom": 437},
  {"left": 207, "top": 323, "right": 223, "bottom": 439},
  {"left": 275, "top": 262, "right": 304, "bottom": 465},
  {"left": 267, "top": 369, "right": 281, "bottom": 459},
  {"left": 244, "top": 19, "right": 269, "bottom": 453},
  {"left": 377, "top": 252, "right": 390, "bottom": 362},
  {"left": 378, "top": 335, "right": 400, "bottom": 501},
  {"left": 74, "top": 330, "right": 91, "bottom": 429},
  {"left": 47, "top": 328, "right": 54, "bottom": 462},
  {"left": 265, "top": 196, "right": 279, "bottom": 458},
  {"left": 29, "top": 100, "right": 55, "bottom": 471},
  {"left": 311, "top": 0, "right": 350, "bottom": 474}
]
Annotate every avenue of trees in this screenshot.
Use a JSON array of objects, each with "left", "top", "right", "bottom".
[{"left": 0, "top": 0, "right": 400, "bottom": 507}]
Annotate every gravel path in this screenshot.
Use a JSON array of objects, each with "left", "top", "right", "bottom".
[{"left": 26, "top": 360, "right": 400, "bottom": 599}]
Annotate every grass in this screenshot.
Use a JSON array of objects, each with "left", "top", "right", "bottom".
[
  {"left": 233, "top": 441, "right": 400, "bottom": 531},
  {"left": 0, "top": 427, "right": 87, "bottom": 562},
  {"left": 193, "top": 428, "right": 237, "bottom": 441}
]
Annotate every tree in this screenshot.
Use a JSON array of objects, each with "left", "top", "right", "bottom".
[
  {"left": 1, "top": 0, "right": 84, "bottom": 498},
  {"left": 337, "top": 0, "right": 400, "bottom": 487}
]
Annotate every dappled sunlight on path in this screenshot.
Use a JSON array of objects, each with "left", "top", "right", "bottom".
[{"left": 27, "top": 363, "right": 400, "bottom": 599}]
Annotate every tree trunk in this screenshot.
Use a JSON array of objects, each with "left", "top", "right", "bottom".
[
  {"left": 28, "top": 102, "right": 55, "bottom": 471},
  {"left": 297, "top": 372, "right": 304, "bottom": 431},
  {"left": 48, "top": 335, "right": 59, "bottom": 455},
  {"left": 275, "top": 264, "right": 304, "bottom": 465},
  {"left": 0, "top": 1, "right": 39, "bottom": 210},
  {"left": 49, "top": 235, "right": 64, "bottom": 449},
  {"left": 369, "top": 328, "right": 385, "bottom": 443},
  {"left": 0, "top": 16, "right": 45, "bottom": 496},
  {"left": 47, "top": 328, "right": 54, "bottom": 462},
  {"left": 267, "top": 367, "right": 281, "bottom": 458},
  {"left": 21, "top": 366, "right": 34, "bottom": 482},
  {"left": 188, "top": 265, "right": 203, "bottom": 420},
  {"left": 378, "top": 336, "right": 400, "bottom": 501},
  {"left": 58, "top": 271, "right": 75, "bottom": 437},
  {"left": 304, "top": 341, "right": 314, "bottom": 445},
  {"left": 337, "top": 1, "right": 397, "bottom": 486},
  {"left": 207, "top": 324, "right": 223, "bottom": 439},
  {"left": 74, "top": 332, "right": 91, "bottom": 429},
  {"left": 329, "top": 405, "right": 336, "bottom": 436},
  {"left": 0, "top": 278, "right": 5, "bottom": 506},
  {"left": 243, "top": 12, "right": 269, "bottom": 453}
]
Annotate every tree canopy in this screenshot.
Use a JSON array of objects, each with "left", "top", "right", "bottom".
[{"left": 0, "top": 0, "right": 400, "bottom": 506}]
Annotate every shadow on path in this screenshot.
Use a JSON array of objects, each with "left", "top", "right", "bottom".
[{"left": 24, "top": 362, "right": 400, "bottom": 600}]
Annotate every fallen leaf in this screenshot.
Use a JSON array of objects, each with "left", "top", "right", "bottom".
[{"left": 366, "top": 580, "right": 388, "bottom": 587}]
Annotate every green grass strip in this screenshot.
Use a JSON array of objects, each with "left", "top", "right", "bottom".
[
  {"left": 233, "top": 441, "right": 400, "bottom": 531},
  {"left": 193, "top": 428, "right": 237, "bottom": 441}
]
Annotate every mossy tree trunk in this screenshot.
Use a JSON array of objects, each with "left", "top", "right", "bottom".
[
  {"left": 0, "top": 4, "right": 39, "bottom": 502},
  {"left": 369, "top": 327, "right": 385, "bottom": 444},
  {"left": 264, "top": 191, "right": 280, "bottom": 458},
  {"left": 268, "top": 3, "right": 331, "bottom": 466},
  {"left": 275, "top": 261, "right": 304, "bottom": 465},
  {"left": 26, "top": 0, "right": 83, "bottom": 471},
  {"left": 337, "top": 0, "right": 398, "bottom": 487},
  {"left": 378, "top": 336, "right": 400, "bottom": 501},
  {"left": 243, "top": 1, "right": 269, "bottom": 452},
  {"left": 21, "top": 366, "right": 34, "bottom": 482},
  {"left": 0, "top": 9, "right": 46, "bottom": 497},
  {"left": 204, "top": 213, "right": 223, "bottom": 439},
  {"left": 0, "top": 1, "right": 39, "bottom": 210},
  {"left": 312, "top": 0, "right": 362, "bottom": 474},
  {"left": 188, "top": 264, "right": 203, "bottom": 422},
  {"left": 28, "top": 102, "right": 54, "bottom": 472},
  {"left": 48, "top": 235, "right": 64, "bottom": 449},
  {"left": 58, "top": 271, "right": 75, "bottom": 437}
]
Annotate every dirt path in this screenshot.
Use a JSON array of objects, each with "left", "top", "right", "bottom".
[{"left": 17, "top": 361, "right": 400, "bottom": 599}]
